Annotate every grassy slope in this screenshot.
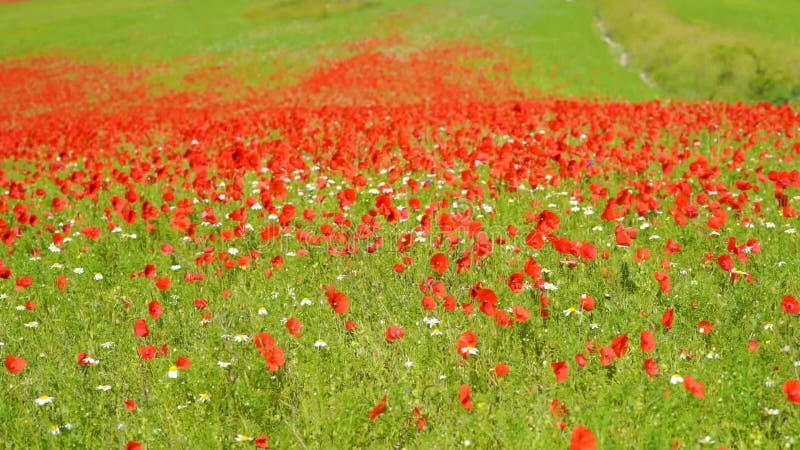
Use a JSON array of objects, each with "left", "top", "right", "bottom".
[
  {"left": 1, "top": 2, "right": 800, "bottom": 449},
  {"left": 590, "top": 0, "right": 800, "bottom": 103},
  {"left": 666, "top": 0, "right": 800, "bottom": 46},
  {"left": 0, "top": 0, "right": 656, "bottom": 99}
]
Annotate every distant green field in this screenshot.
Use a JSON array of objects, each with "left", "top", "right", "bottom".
[
  {"left": 1, "top": 0, "right": 797, "bottom": 102},
  {"left": 0, "top": 0, "right": 655, "bottom": 99},
  {"left": 667, "top": 0, "right": 800, "bottom": 46},
  {"left": 590, "top": 0, "right": 800, "bottom": 103}
]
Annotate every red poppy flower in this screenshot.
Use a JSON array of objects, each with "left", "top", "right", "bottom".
[
  {"left": 148, "top": 300, "right": 164, "bottom": 319},
  {"left": 421, "top": 296, "right": 436, "bottom": 310},
  {"left": 782, "top": 295, "right": 800, "bottom": 314},
  {"left": 176, "top": 357, "right": 191, "bottom": 371},
  {"left": 77, "top": 351, "right": 95, "bottom": 366},
  {"left": 254, "top": 435, "right": 270, "bottom": 448},
  {"left": 286, "top": 317, "right": 302, "bottom": 338},
  {"left": 262, "top": 348, "right": 285, "bottom": 372},
  {"left": 570, "top": 424, "right": 596, "bottom": 450},
  {"left": 664, "top": 239, "right": 682, "bottom": 255},
  {"left": 475, "top": 288, "right": 498, "bottom": 317},
  {"left": 430, "top": 253, "right": 449, "bottom": 277},
  {"left": 550, "top": 399, "right": 567, "bottom": 417},
  {"left": 495, "top": 362, "right": 510, "bottom": 377},
  {"left": 634, "top": 248, "right": 651, "bottom": 263},
  {"left": 599, "top": 346, "right": 616, "bottom": 366},
  {"left": 56, "top": 275, "right": 67, "bottom": 291},
  {"left": 138, "top": 345, "right": 156, "bottom": 361},
  {"left": 494, "top": 310, "right": 513, "bottom": 327},
  {"left": 698, "top": 320, "right": 712, "bottom": 334},
  {"left": 369, "top": 394, "right": 387, "bottom": 420},
  {"left": 579, "top": 294, "right": 595, "bottom": 311},
  {"left": 579, "top": 241, "right": 597, "bottom": 260},
  {"left": 653, "top": 271, "right": 670, "bottom": 294},
  {"left": 134, "top": 319, "right": 150, "bottom": 337},
  {"left": 611, "top": 333, "right": 629, "bottom": 358},
  {"left": 15, "top": 276, "right": 33, "bottom": 291},
  {"left": 415, "top": 409, "right": 427, "bottom": 431},
  {"left": 551, "top": 361, "right": 568, "bottom": 383},
  {"left": 707, "top": 208, "right": 727, "bottom": 230},
  {"left": 126, "top": 442, "right": 143, "bottom": 450},
  {"left": 456, "top": 331, "right": 478, "bottom": 359},
  {"left": 782, "top": 379, "right": 800, "bottom": 403},
  {"left": 640, "top": 330, "right": 656, "bottom": 353},
  {"left": 124, "top": 399, "right": 137, "bottom": 411},
  {"left": 254, "top": 333, "right": 285, "bottom": 372},
  {"left": 615, "top": 224, "right": 632, "bottom": 247},
  {"left": 439, "top": 295, "right": 454, "bottom": 312},
  {"left": 717, "top": 254, "right": 735, "bottom": 272},
  {"left": 683, "top": 376, "right": 706, "bottom": 398},
  {"left": 512, "top": 305, "right": 531, "bottom": 322},
  {"left": 644, "top": 358, "right": 658, "bottom": 377},
  {"left": 537, "top": 209, "right": 560, "bottom": 232},
  {"left": 194, "top": 298, "right": 208, "bottom": 309},
  {"left": 508, "top": 271, "right": 524, "bottom": 293},
  {"left": 662, "top": 308, "right": 674, "bottom": 330},
  {"left": 141, "top": 264, "right": 157, "bottom": 279},
  {"left": 155, "top": 276, "right": 171, "bottom": 290},
  {"left": 385, "top": 326, "right": 405, "bottom": 342},
  {"left": 324, "top": 285, "right": 350, "bottom": 315},
  {"left": 458, "top": 384, "right": 473, "bottom": 411},
  {"left": 525, "top": 229, "right": 547, "bottom": 250},
  {"left": 524, "top": 257, "right": 542, "bottom": 280},
  {"left": 575, "top": 353, "right": 587, "bottom": 368},
  {"left": 81, "top": 226, "right": 101, "bottom": 240},
  {"left": 4, "top": 355, "right": 26, "bottom": 374}
]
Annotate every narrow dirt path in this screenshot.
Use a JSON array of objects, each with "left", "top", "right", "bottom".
[{"left": 595, "top": 17, "right": 658, "bottom": 89}]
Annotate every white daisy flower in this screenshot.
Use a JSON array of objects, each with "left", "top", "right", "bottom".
[{"left": 35, "top": 395, "right": 54, "bottom": 405}]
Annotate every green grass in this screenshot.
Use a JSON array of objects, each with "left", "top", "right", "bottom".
[
  {"left": 0, "top": 0, "right": 656, "bottom": 99},
  {"left": 2, "top": 1, "right": 800, "bottom": 448},
  {"left": 589, "top": 0, "right": 800, "bottom": 103},
  {"left": 666, "top": 0, "right": 800, "bottom": 46}
]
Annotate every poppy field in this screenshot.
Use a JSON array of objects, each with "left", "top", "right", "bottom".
[{"left": 2, "top": 2, "right": 800, "bottom": 450}]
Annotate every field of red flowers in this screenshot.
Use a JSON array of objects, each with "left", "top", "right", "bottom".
[{"left": 1, "top": 36, "right": 800, "bottom": 448}]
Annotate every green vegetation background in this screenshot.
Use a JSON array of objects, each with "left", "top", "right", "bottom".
[{"left": 4, "top": 0, "right": 796, "bottom": 103}]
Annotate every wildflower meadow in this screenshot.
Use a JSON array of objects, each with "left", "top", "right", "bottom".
[{"left": 1, "top": 0, "right": 799, "bottom": 448}]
